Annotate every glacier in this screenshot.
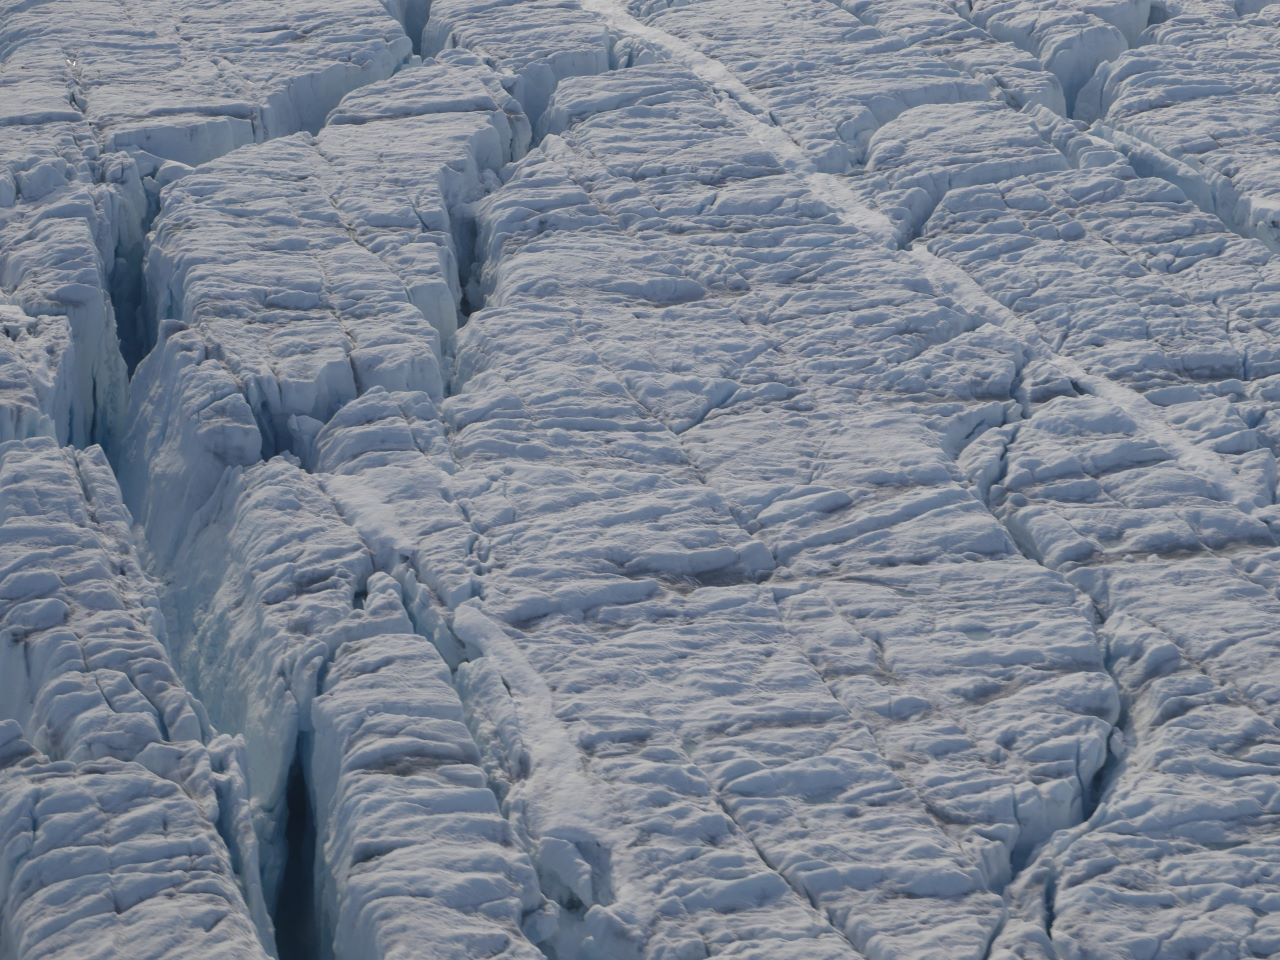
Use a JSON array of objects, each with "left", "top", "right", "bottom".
[{"left": 4, "top": 0, "right": 1280, "bottom": 957}]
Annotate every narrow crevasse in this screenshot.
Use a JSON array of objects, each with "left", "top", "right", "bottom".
[
  {"left": 279, "top": 43, "right": 1125, "bottom": 958},
  {"left": 116, "top": 18, "right": 623, "bottom": 956},
  {"left": 1, "top": 0, "right": 417, "bottom": 432},
  {"left": 0, "top": 2, "right": 443, "bottom": 957}
]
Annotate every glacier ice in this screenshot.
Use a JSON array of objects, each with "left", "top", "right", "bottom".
[
  {"left": 6, "top": 0, "right": 1280, "bottom": 956},
  {"left": 423, "top": 0, "right": 615, "bottom": 130},
  {"left": 0, "top": 0, "right": 412, "bottom": 168},
  {"left": 123, "top": 56, "right": 532, "bottom": 559}
]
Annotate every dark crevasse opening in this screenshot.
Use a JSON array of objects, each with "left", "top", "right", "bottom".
[
  {"left": 380, "top": 0, "right": 432, "bottom": 55},
  {"left": 110, "top": 230, "right": 149, "bottom": 374},
  {"left": 274, "top": 742, "right": 327, "bottom": 960}
]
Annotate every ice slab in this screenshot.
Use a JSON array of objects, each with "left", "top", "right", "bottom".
[
  {"left": 0, "top": 305, "right": 73, "bottom": 444},
  {"left": 0, "top": 0, "right": 412, "bottom": 169},
  {"left": 0, "top": 437, "right": 272, "bottom": 949},
  {"left": 0, "top": 725, "right": 269, "bottom": 960}
]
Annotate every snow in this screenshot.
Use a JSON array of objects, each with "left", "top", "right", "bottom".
[{"left": 6, "top": 0, "right": 1280, "bottom": 957}]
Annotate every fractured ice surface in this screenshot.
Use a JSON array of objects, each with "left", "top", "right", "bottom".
[
  {"left": 841, "top": 0, "right": 1065, "bottom": 113},
  {"left": 963, "top": 388, "right": 1280, "bottom": 958},
  {"left": 456, "top": 590, "right": 1000, "bottom": 958},
  {"left": 1081, "top": 6, "right": 1280, "bottom": 251},
  {"left": 997, "top": 611, "right": 1280, "bottom": 959},
  {"left": 125, "top": 56, "right": 530, "bottom": 557},
  {"left": 962, "top": 0, "right": 1148, "bottom": 107},
  {"left": 896, "top": 104, "right": 1280, "bottom": 505},
  {"left": 626, "top": 0, "right": 991, "bottom": 171},
  {"left": 0, "top": 0, "right": 418, "bottom": 432},
  {"left": 0, "top": 48, "right": 132, "bottom": 443},
  {"left": 210, "top": 62, "right": 1126, "bottom": 957},
  {"left": 8, "top": 0, "right": 1280, "bottom": 955},
  {"left": 161, "top": 455, "right": 551, "bottom": 955},
  {"left": 0, "top": 0, "right": 411, "bottom": 168},
  {"left": 424, "top": 0, "right": 615, "bottom": 129},
  {"left": 470, "top": 62, "right": 1120, "bottom": 900}
]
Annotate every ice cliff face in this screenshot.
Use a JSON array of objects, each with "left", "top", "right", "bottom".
[{"left": 5, "top": 0, "right": 1280, "bottom": 958}]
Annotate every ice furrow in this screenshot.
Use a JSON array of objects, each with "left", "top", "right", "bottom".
[
  {"left": 423, "top": 0, "right": 617, "bottom": 134},
  {"left": 0, "top": 305, "right": 73, "bottom": 445},
  {"left": 156, "top": 451, "right": 551, "bottom": 959},
  {"left": 0, "top": 0, "right": 419, "bottom": 425},
  {"left": 289, "top": 61, "right": 1122, "bottom": 957},
  {"left": 0, "top": 725, "right": 269, "bottom": 960},
  {"left": 958, "top": 377, "right": 1280, "bottom": 955},
  {"left": 593, "top": 0, "right": 1280, "bottom": 488},
  {"left": 0, "top": 43, "right": 134, "bottom": 444},
  {"left": 957, "top": 0, "right": 1148, "bottom": 111},
  {"left": 460, "top": 28, "right": 1280, "bottom": 957}
]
